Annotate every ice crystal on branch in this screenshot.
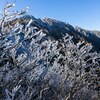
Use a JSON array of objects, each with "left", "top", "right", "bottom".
[{"left": 0, "top": 1, "right": 100, "bottom": 100}]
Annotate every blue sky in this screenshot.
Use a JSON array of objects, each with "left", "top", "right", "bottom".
[{"left": 0, "top": 0, "right": 100, "bottom": 30}]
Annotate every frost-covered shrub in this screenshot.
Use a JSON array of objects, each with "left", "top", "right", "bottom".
[
  {"left": 0, "top": 2, "right": 29, "bottom": 67},
  {"left": 0, "top": 2, "right": 100, "bottom": 100}
]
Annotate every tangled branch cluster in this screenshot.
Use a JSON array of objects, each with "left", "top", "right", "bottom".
[{"left": 0, "top": 2, "right": 100, "bottom": 100}]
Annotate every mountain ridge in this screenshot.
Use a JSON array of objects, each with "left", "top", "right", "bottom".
[{"left": 16, "top": 15, "right": 100, "bottom": 52}]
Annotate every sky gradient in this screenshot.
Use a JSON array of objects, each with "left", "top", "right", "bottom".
[{"left": 0, "top": 0, "right": 100, "bottom": 30}]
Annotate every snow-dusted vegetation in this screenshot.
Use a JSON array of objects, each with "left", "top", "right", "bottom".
[{"left": 0, "top": 2, "right": 100, "bottom": 100}]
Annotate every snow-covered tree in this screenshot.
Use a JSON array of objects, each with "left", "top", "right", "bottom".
[
  {"left": 0, "top": 2, "right": 29, "bottom": 66},
  {"left": 0, "top": 1, "right": 100, "bottom": 100}
]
